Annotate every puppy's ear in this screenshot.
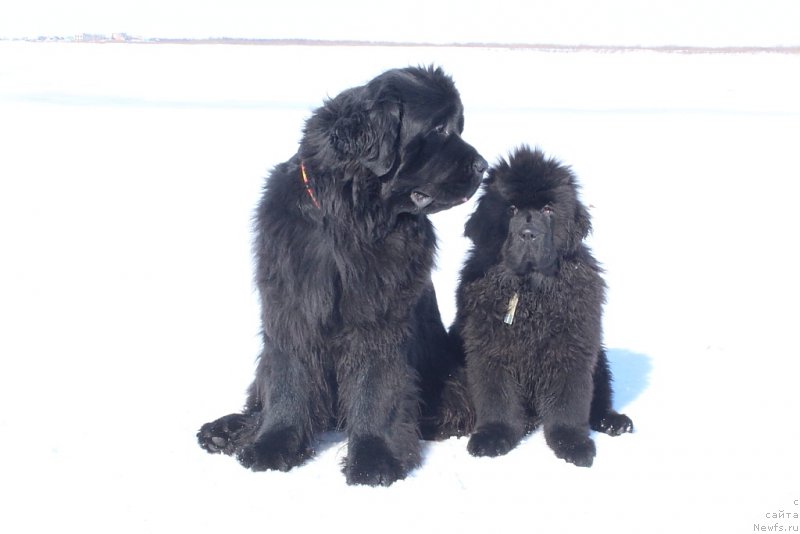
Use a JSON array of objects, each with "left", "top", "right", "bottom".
[
  {"left": 575, "top": 201, "right": 592, "bottom": 238},
  {"left": 465, "top": 189, "right": 508, "bottom": 251},
  {"left": 567, "top": 200, "right": 592, "bottom": 250},
  {"left": 330, "top": 98, "right": 401, "bottom": 176}
]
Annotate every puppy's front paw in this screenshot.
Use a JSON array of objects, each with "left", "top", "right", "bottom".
[
  {"left": 591, "top": 412, "right": 634, "bottom": 436},
  {"left": 546, "top": 426, "right": 596, "bottom": 467},
  {"left": 467, "top": 422, "right": 519, "bottom": 457},
  {"left": 343, "top": 436, "right": 406, "bottom": 487},
  {"left": 237, "top": 426, "right": 312, "bottom": 472}
]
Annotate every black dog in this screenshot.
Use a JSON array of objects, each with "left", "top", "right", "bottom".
[
  {"left": 451, "top": 146, "right": 632, "bottom": 467},
  {"left": 197, "top": 66, "right": 486, "bottom": 486}
]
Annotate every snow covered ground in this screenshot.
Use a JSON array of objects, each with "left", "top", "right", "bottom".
[{"left": 1, "top": 40, "right": 799, "bottom": 533}]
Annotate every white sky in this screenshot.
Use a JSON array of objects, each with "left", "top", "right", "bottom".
[{"left": 1, "top": 0, "right": 799, "bottom": 46}]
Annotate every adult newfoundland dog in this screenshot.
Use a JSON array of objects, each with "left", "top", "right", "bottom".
[
  {"left": 197, "top": 66, "right": 487, "bottom": 486},
  {"left": 451, "top": 146, "right": 632, "bottom": 467}
]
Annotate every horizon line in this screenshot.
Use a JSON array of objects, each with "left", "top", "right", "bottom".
[{"left": 4, "top": 35, "right": 799, "bottom": 54}]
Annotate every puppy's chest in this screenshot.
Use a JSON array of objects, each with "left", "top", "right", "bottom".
[
  {"left": 466, "top": 277, "right": 566, "bottom": 340},
  {"left": 499, "top": 289, "right": 563, "bottom": 337}
]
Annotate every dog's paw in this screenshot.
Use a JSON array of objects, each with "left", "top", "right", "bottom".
[
  {"left": 591, "top": 412, "right": 634, "bottom": 436},
  {"left": 546, "top": 426, "right": 596, "bottom": 467},
  {"left": 236, "top": 426, "right": 312, "bottom": 472},
  {"left": 342, "top": 436, "right": 406, "bottom": 487},
  {"left": 197, "top": 413, "right": 255, "bottom": 455},
  {"left": 467, "top": 422, "right": 519, "bottom": 457}
]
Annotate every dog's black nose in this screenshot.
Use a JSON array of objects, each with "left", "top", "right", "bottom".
[
  {"left": 520, "top": 228, "right": 537, "bottom": 240},
  {"left": 472, "top": 156, "right": 488, "bottom": 176}
]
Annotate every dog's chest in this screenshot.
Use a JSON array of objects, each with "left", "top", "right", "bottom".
[{"left": 331, "top": 217, "right": 435, "bottom": 320}]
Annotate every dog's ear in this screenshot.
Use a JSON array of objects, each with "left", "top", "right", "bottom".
[
  {"left": 329, "top": 105, "right": 371, "bottom": 159},
  {"left": 330, "top": 97, "right": 401, "bottom": 176},
  {"left": 361, "top": 99, "right": 401, "bottom": 176}
]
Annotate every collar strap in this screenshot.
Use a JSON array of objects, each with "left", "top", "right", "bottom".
[{"left": 300, "top": 161, "right": 321, "bottom": 209}]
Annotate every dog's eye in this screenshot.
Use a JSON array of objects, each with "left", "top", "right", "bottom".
[
  {"left": 434, "top": 123, "right": 448, "bottom": 136},
  {"left": 542, "top": 205, "right": 554, "bottom": 215},
  {"left": 509, "top": 205, "right": 518, "bottom": 215}
]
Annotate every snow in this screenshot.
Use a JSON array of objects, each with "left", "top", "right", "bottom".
[{"left": 2, "top": 36, "right": 800, "bottom": 533}]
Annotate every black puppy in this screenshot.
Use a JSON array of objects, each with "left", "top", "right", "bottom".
[
  {"left": 197, "top": 66, "right": 485, "bottom": 486},
  {"left": 452, "top": 146, "right": 632, "bottom": 467}
]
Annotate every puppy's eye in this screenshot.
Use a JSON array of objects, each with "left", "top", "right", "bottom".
[
  {"left": 509, "top": 205, "right": 518, "bottom": 215},
  {"left": 542, "top": 205, "right": 554, "bottom": 215},
  {"left": 434, "top": 123, "right": 448, "bottom": 136}
]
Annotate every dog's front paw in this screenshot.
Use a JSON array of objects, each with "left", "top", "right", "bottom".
[
  {"left": 237, "top": 426, "right": 312, "bottom": 472},
  {"left": 591, "top": 412, "right": 634, "bottom": 436},
  {"left": 467, "top": 422, "right": 519, "bottom": 457},
  {"left": 342, "top": 436, "right": 406, "bottom": 487},
  {"left": 545, "top": 426, "right": 596, "bottom": 467},
  {"left": 197, "top": 413, "right": 256, "bottom": 455}
]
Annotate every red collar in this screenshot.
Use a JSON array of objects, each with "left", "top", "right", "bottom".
[{"left": 300, "top": 161, "right": 321, "bottom": 209}]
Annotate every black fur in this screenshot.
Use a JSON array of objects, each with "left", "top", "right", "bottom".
[
  {"left": 197, "top": 66, "right": 486, "bottom": 485},
  {"left": 451, "top": 146, "right": 632, "bottom": 467}
]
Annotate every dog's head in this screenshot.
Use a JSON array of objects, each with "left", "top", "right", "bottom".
[
  {"left": 303, "top": 66, "right": 486, "bottom": 215},
  {"left": 465, "top": 146, "right": 591, "bottom": 276}
]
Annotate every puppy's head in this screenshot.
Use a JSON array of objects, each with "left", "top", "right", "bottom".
[{"left": 465, "top": 146, "right": 591, "bottom": 275}]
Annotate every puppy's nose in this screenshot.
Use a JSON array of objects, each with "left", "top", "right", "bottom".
[
  {"left": 520, "top": 228, "right": 537, "bottom": 240},
  {"left": 472, "top": 156, "right": 488, "bottom": 175}
]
